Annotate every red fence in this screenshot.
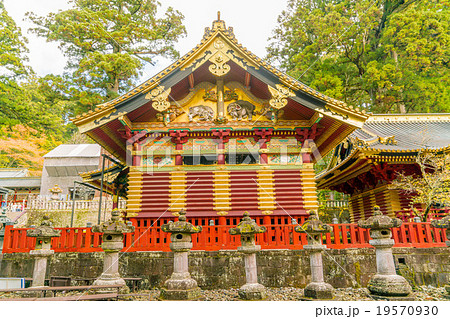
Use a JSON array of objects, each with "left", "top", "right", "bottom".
[
  {"left": 395, "top": 208, "right": 450, "bottom": 222},
  {"left": 2, "top": 222, "right": 448, "bottom": 254}
]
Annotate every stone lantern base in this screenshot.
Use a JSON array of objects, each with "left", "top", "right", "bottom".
[
  {"left": 238, "top": 283, "right": 267, "bottom": 300},
  {"left": 303, "top": 282, "right": 334, "bottom": 300},
  {"left": 159, "top": 273, "right": 202, "bottom": 300},
  {"left": 160, "top": 287, "right": 202, "bottom": 300},
  {"left": 93, "top": 275, "right": 129, "bottom": 294},
  {"left": 368, "top": 274, "right": 413, "bottom": 299}
]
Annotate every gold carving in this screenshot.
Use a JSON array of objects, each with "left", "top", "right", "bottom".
[
  {"left": 217, "top": 211, "right": 228, "bottom": 216},
  {"left": 145, "top": 86, "right": 171, "bottom": 112},
  {"left": 268, "top": 84, "right": 295, "bottom": 110},
  {"left": 213, "top": 38, "right": 225, "bottom": 50},
  {"left": 262, "top": 210, "right": 274, "bottom": 215},
  {"left": 379, "top": 136, "right": 397, "bottom": 145},
  {"left": 209, "top": 51, "right": 230, "bottom": 76}
]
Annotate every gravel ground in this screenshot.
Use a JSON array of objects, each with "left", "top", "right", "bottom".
[
  {"left": 0, "top": 286, "right": 447, "bottom": 301},
  {"left": 122, "top": 286, "right": 449, "bottom": 301}
]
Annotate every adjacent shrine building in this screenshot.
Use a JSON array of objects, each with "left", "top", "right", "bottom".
[
  {"left": 72, "top": 16, "right": 368, "bottom": 227},
  {"left": 317, "top": 114, "right": 450, "bottom": 222}
]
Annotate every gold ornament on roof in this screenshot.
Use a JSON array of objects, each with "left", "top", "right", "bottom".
[
  {"left": 268, "top": 84, "right": 295, "bottom": 110},
  {"left": 209, "top": 51, "right": 231, "bottom": 76},
  {"left": 145, "top": 86, "right": 171, "bottom": 112},
  {"left": 213, "top": 38, "right": 225, "bottom": 50}
]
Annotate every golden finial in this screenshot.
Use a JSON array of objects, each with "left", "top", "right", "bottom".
[{"left": 217, "top": 11, "right": 221, "bottom": 20}]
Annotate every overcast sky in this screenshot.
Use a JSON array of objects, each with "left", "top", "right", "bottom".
[{"left": 4, "top": 0, "right": 288, "bottom": 82}]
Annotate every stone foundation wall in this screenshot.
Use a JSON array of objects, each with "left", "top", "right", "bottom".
[
  {"left": 25, "top": 210, "right": 113, "bottom": 228},
  {"left": 0, "top": 248, "right": 449, "bottom": 289}
]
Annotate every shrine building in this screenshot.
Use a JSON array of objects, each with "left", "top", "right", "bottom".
[
  {"left": 317, "top": 114, "right": 450, "bottom": 222},
  {"left": 72, "top": 16, "right": 368, "bottom": 227}
]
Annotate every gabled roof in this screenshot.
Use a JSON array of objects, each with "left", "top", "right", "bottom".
[
  {"left": 317, "top": 113, "right": 450, "bottom": 190},
  {"left": 0, "top": 177, "right": 41, "bottom": 189},
  {"left": 44, "top": 144, "right": 101, "bottom": 158},
  {"left": 0, "top": 168, "right": 29, "bottom": 178},
  {"left": 72, "top": 16, "right": 368, "bottom": 133},
  {"left": 355, "top": 114, "right": 450, "bottom": 152}
]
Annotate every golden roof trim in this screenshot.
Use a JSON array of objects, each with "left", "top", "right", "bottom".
[{"left": 367, "top": 114, "right": 450, "bottom": 123}]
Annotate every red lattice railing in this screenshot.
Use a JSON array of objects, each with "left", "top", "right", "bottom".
[
  {"left": 2, "top": 222, "right": 447, "bottom": 254},
  {"left": 395, "top": 208, "right": 450, "bottom": 222}
]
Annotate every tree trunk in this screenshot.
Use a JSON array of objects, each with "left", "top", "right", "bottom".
[{"left": 422, "top": 204, "right": 431, "bottom": 222}]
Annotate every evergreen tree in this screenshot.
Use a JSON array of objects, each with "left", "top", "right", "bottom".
[
  {"left": 0, "top": 0, "right": 32, "bottom": 127},
  {"left": 27, "top": 0, "right": 186, "bottom": 115},
  {"left": 268, "top": 0, "right": 449, "bottom": 113}
]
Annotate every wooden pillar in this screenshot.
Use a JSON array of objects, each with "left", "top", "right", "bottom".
[
  {"left": 254, "top": 128, "right": 272, "bottom": 165},
  {"left": 217, "top": 79, "right": 225, "bottom": 119},
  {"left": 169, "top": 130, "right": 189, "bottom": 165},
  {"left": 212, "top": 129, "right": 230, "bottom": 165},
  {"left": 133, "top": 142, "right": 142, "bottom": 166},
  {"left": 218, "top": 140, "right": 225, "bottom": 164},
  {"left": 175, "top": 143, "right": 183, "bottom": 165},
  {"left": 112, "top": 193, "right": 118, "bottom": 210}
]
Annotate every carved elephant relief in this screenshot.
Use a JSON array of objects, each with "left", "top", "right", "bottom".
[
  {"left": 188, "top": 105, "right": 215, "bottom": 122},
  {"left": 227, "top": 100, "right": 256, "bottom": 121}
]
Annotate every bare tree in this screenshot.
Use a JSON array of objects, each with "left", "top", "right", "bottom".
[{"left": 390, "top": 152, "right": 450, "bottom": 222}]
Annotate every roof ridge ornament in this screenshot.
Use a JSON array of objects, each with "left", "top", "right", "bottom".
[{"left": 203, "top": 12, "right": 235, "bottom": 39}]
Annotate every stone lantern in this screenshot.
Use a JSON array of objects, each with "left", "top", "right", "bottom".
[
  {"left": 229, "top": 211, "right": 267, "bottom": 300},
  {"left": 358, "top": 206, "right": 412, "bottom": 299},
  {"left": 49, "top": 185, "right": 62, "bottom": 201},
  {"left": 27, "top": 216, "right": 61, "bottom": 287},
  {"left": 431, "top": 215, "right": 450, "bottom": 298},
  {"left": 160, "top": 209, "right": 202, "bottom": 300},
  {"left": 91, "top": 209, "right": 134, "bottom": 289},
  {"left": 295, "top": 210, "right": 334, "bottom": 299}
]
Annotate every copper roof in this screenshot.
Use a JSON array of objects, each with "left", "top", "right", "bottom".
[{"left": 352, "top": 114, "right": 450, "bottom": 152}]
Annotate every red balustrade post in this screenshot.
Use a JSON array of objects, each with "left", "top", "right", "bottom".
[
  {"left": 408, "top": 223, "right": 417, "bottom": 244},
  {"left": 67, "top": 228, "right": 75, "bottom": 248},
  {"left": 348, "top": 224, "right": 357, "bottom": 246},
  {"left": 332, "top": 224, "right": 341, "bottom": 248},
  {"left": 76, "top": 229, "right": 83, "bottom": 249},
  {"left": 85, "top": 227, "right": 92, "bottom": 251},
  {"left": 124, "top": 231, "right": 133, "bottom": 251},
  {"left": 2, "top": 225, "right": 13, "bottom": 253},
  {"left": 416, "top": 223, "right": 426, "bottom": 245},
  {"left": 93, "top": 231, "right": 100, "bottom": 247},
  {"left": 424, "top": 223, "right": 433, "bottom": 244},
  {"left": 151, "top": 226, "right": 157, "bottom": 248},
  {"left": 19, "top": 230, "right": 27, "bottom": 250}
]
